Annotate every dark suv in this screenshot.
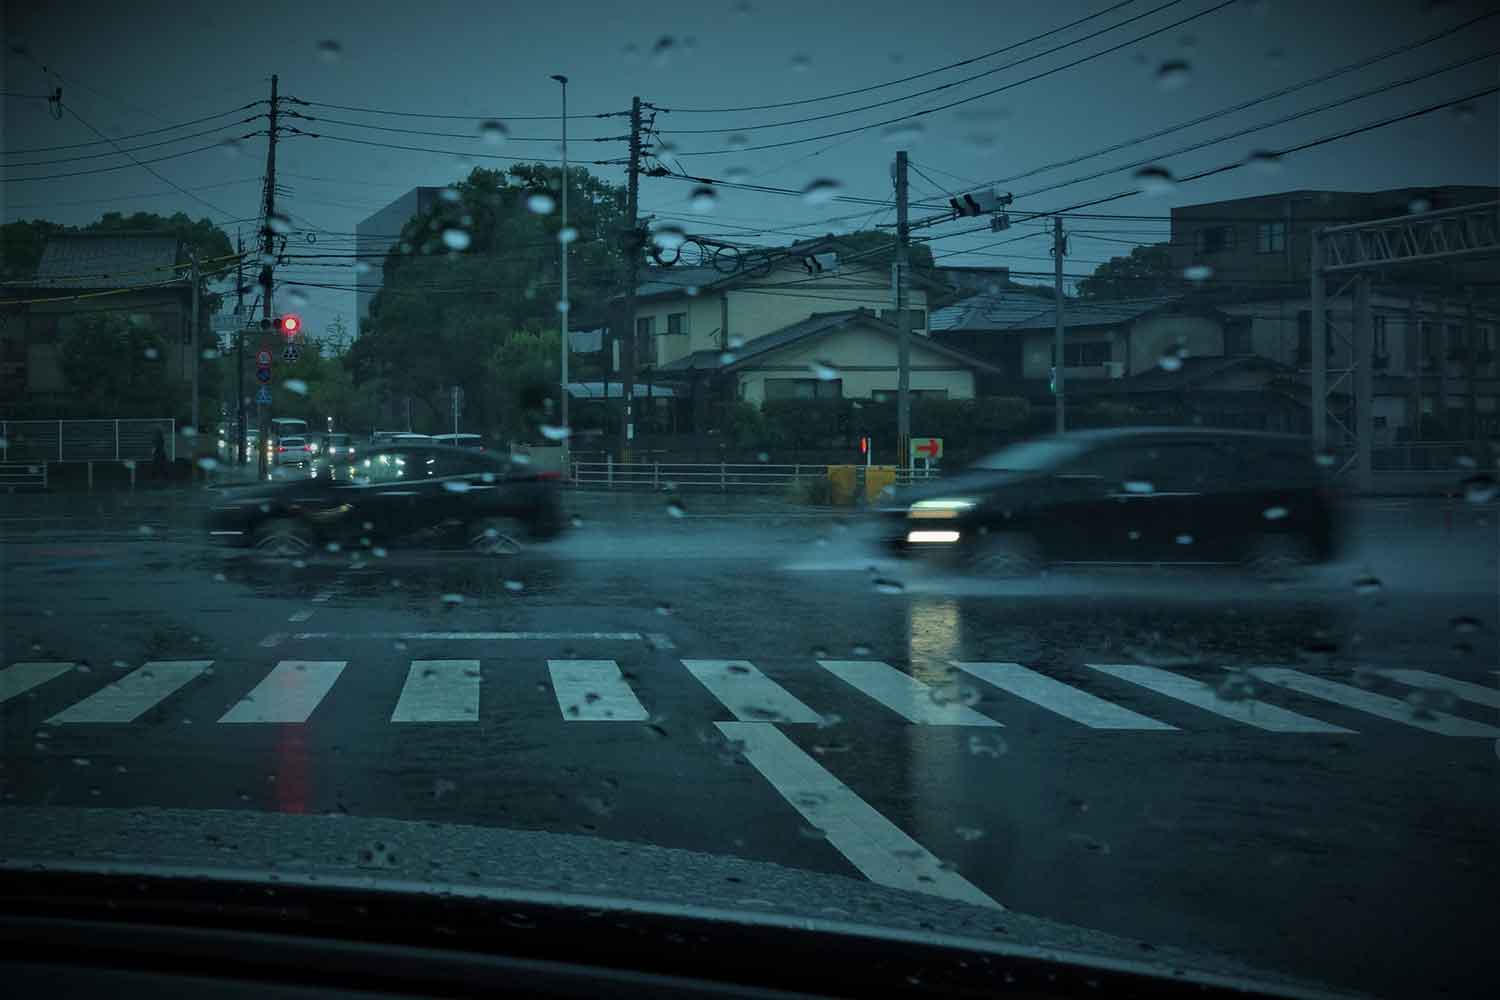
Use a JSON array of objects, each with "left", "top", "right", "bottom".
[{"left": 875, "top": 428, "right": 1343, "bottom": 576}]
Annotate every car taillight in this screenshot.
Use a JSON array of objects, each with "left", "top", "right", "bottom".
[{"left": 277, "top": 446, "right": 286, "bottom": 453}]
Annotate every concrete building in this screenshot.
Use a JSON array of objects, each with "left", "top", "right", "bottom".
[{"left": 354, "top": 186, "right": 444, "bottom": 337}]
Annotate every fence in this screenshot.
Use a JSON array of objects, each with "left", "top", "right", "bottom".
[
  {"left": 0, "top": 419, "right": 177, "bottom": 463},
  {"left": 570, "top": 460, "right": 941, "bottom": 492}
]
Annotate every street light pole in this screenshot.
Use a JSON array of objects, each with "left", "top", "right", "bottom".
[{"left": 552, "top": 74, "right": 570, "bottom": 432}]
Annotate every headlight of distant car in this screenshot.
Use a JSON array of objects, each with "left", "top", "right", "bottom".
[{"left": 907, "top": 498, "right": 977, "bottom": 519}]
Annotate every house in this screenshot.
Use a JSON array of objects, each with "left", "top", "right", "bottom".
[{"left": 0, "top": 233, "right": 199, "bottom": 415}]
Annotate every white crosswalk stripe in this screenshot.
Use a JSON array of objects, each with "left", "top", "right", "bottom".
[
  {"left": 391, "top": 660, "right": 481, "bottom": 722},
  {"left": 1086, "top": 663, "right": 1353, "bottom": 733},
  {"left": 219, "top": 661, "right": 346, "bottom": 724},
  {"left": 0, "top": 662, "right": 73, "bottom": 705},
  {"left": 548, "top": 659, "right": 649, "bottom": 721},
  {"left": 817, "top": 660, "right": 1001, "bottom": 726},
  {"left": 682, "top": 659, "right": 822, "bottom": 724},
  {"left": 956, "top": 661, "right": 1175, "bottom": 730},
  {"left": 1376, "top": 669, "right": 1500, "bottom": 711},
  {"left": 48, "top": 660, "right": 213, "bottom": 724},
  {"left": 1248, "top": 668, "right": 1500, "bottom": 738}
]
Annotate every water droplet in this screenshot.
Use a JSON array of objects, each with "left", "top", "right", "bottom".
[
  {"left": 1262, "top": 506, "right": 1288, "bottom": 521},
  {"left": 502, "top": 579, "right": 524, "bottom": 593},
  {"left": 655, "top": 602, "right": 674, "bottom": 616},
  {"left": 1450, "top": 615, "right": 1480, "bottom": 634},
  {"left": 442, "top": 480, "right": 472, "bottom": 493},
  {"left": 325, "top": 541, "right": 341, "bottom": 553},
  {"left": 1155, "top": 59, "right": 1191, "bottom": 90},
  {"left": 728, "top": 335, "right": 746, "bottom": 350},
  {"left": 316, "top": 39, "right": 342, "bottom": 62},
  {"left": 718, "top": 351, "right": 736, "bottom": 364},
  {"left": 800, "top": 179, "right": 841, "bottom": 205},
  {"left": 882, "top": 120, "right": 925, "bottom": 143},
  {"left": 689, "top": 186, "right": 718, "bottom": 213},
  {"left": 71, "top": 757, "right": 91, "bottom": 767},
  {"left": 526, "top": 191, "right": 557, "bottom": 215},
  {"left": 441, "top": 228, "right": 471, "bottom": 251},
  {"left": 219, "top": 138, "right": 243, "bottom": 158},
  {"left": 1175, "top": 533, "right": 1194, "bottom": 546},
  {"left": 540, "top": 423, "right": 571, "bottom": 442},
  {"left": 372, "top": 547, "right": 387, "bottom": 558},
  {"left": 968, "top": 735, "right": 1007, "bottom": 758},
  {"left": 1246, "top": 150, "right": 1282, "bottom": 174},
  {"left": 723, "top": 166, "right": 749, "bottom": 182},
  {"left": 1352, "top": 575, "right": 1383, "bottom": 595},
  {"left": 137, "top": 525, "right": 154, "bottom": 536},
  {"left": 1158, "top": 345, "right": 1186, "bottom": 371},
  {"left": 1462, "top": 474, "right": 1497, "bottom": 504},
  {"left": 650, "top": 35, "right": 675, "bottom": 65},
  {"left": 441, "top": 593, "right": 465, "bottom": 605},
  {"left": 1133, "top": 166, "right": 1176, "bottom": 196},
  {"left": 955, "top": 826, "right": 986, "bottom": 841},
  {"left": 873, "top": 577, "right": 904, "bottom": 595},
  {"left": 1408, "top": 198, "right": 1432, "bottom": 214},
  {"left": 1314, "top": 448, "right": 1337, "bottom": 468},
  {"left": 143, "top": 347, "right": 159, "bottom": 360},
  {"left": 808, "top": 359, "right": 839, "bottom": 381},
  {"left": 622, "top": 43, "right": 641, "bottom": 63},
  {"left": 1123, "top": 480, "right": 1155, "bottom": 494},
  {"left": 1182, "top": 264, "right": 1213, "bottom": 282},
  {"left": 651, "top": 225, "right": 687, "bottom": 250},
  {"left": 558, "top": 226, "right": 578, "bottom": 244},
  {"left": 267, "top": 212, "right": 293, "bottom": 235},
  {"left": 666, "top": 499, "right": 687, "bottom": 518},
  {"left": 725, "top": 133, "right": 750, "bottom": 148},
  {"left": 283, "top": 378, "right": 308, "bottom": 395},
  {"left": 478, "top": 120, "right": 508, "bottom": 145},
  {"left": 197, "top": 457, "right": 219, "bottom": 471}
]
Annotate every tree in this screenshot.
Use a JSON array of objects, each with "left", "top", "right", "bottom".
[
  {"left": 84, "top": 211, "right": 236, "bottom": 280},
  {"left": 824, "top": 230, "right": 935, "bottom": 270},
  {"left": 59, "top": 313, "right": 184, "bottom": 418},
  {"left": 1, "top": 219, "right": 68, "bottom": 280},
  {"left": 1076, "top": 243, "right": 1182, "bottom": 300}
]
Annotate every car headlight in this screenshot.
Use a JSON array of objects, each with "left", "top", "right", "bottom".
[{"left": 908, "top": 498, "right": 977, "bottom": 519}]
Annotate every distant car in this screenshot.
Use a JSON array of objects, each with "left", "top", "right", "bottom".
[
  {"left": 874, "top": 427, "right": 1344, "bottom": 577},
  {"left": 321, "top": 433, "right": 356, "bottom": 461},
  {"left": 207, "top": 443, "right": 565, "bottom": 556},
  {"left": 431, "top": 433, "right": 486, "bottom": 451},
  {"left": 273, "top": 436, "right": 313, "bottom": 466}
]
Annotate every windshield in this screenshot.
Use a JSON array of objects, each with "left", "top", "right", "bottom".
[{"left": 3, "top": 5, "right": 1496, "bottom": 999}]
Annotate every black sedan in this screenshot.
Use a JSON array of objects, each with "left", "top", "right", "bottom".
[
  {"left": 207, "top": 443, "right": 564, "bottom": 556},
  {"left": 874, "top": 428, "right": 1344, "bottom": 577}
]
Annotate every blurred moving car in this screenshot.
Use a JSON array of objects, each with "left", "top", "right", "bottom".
[
  {"left": 321, "top": 432, "right": 356, "bottom": 461},
  {"left": 875, "top": 428, "right": 1343, "bottom": 577},
  {"left": 431, "top": 432, "right": 486, "bottom": 451},
  {"left": 208, "top": 442, "right": 564, "bottom": 555},
  {"left": 273, "top": 435, "right": 313, "bottom": 467}
]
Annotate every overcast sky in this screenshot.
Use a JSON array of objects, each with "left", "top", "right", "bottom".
[{"left": 4, "top": 0, "right": 1497, "bottom": 339}]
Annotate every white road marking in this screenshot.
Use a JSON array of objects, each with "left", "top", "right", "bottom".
[
  {"left": 311, "top": 591, "right": 333, "bottom": 603},
  {"left": 817, "top": 660, "right": 1000, "bottom": 727},
  {"left": 219, "top": 661, "right": 346, "bottom": 723},
  {"left": 718, "top": 722, "right": 1001, "bottom": 909},
  {"left": 49, "top": 661, "right": 212, "bottom": 724},
  {"left": 645, "top": 632, "right": 676, "bottom": 651},
  {"left": 391, "top": 660, "right": 481, "bottom": 722},
  {"left": 547, "top": 659, "right": 649, "bottom": 721},
  {"left": 288, "top": 609, "right": 314, "bottom": 623},
  {"left": 682, "top": 659, "right": 822, "bottom": 724},
  {"left": 291, "top": 632, "right": 642, "bottom": 641},
  {"left": 956, "top": 662, "right": 1175, "bottom": 730},
  {"left": 1086, "top": 664, "right": 1352, "bottom": 733},
  {"left": 0, "top": 662, "right": 73, "bottom": 705},
  {"left": 1377, "top": 669, "right": 1500, "bottom": 711},
  {"left": 1249, "top": 667, "right": 1500, "bottom": 737},
  {"left": 259, "top": 633, "right": 286, "bottom": 648}
]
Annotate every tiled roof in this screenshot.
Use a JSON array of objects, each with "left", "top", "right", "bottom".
[
  {"left": 933, "top": 293, "right": 1189, "bottom": 333},
  {"left": 636, "top": 265, "right": 728, "bottom": 299},
  {"left": 32, "top": 234, "right": 185, "bottom": 289}
]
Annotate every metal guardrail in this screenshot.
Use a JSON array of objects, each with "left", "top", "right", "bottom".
[
  {"left": 0, "top": 419, "right": 176, "bottom": 463},
  {"left": 1335, "top": 441, "right": 1493, "bottom": 473},
  {"left": 0, "top": 462, "right": 47, "bottom": 491},
  {"left": 570, "top": 460, "right": 941, "bottom": 491}
]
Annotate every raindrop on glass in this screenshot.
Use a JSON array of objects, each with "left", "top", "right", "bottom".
[
  {"left": 1352, "top": 575, "right": 1383, "bottom": 596},
  {"left": 873, "top": 577, "right": 904, "bottom": 595},
  {"left": 1134, "top": 166, "right": 1175, "bottom": 196},
  {"left": 1462, "top": 474, "right": 1496, "bottom": 504},
  {"left": 143, "top": 347, "right": 160, "bottom": 360},
  {"left": 558, "top": 226, "right": 578, "bottom": 244},
  {"left": 1182, "top": 264, "right": 1213, "bottom": 282},
  {"left": 882, "top": 121, "right": 924, "bottom": 143},
  {"left": 267, "top": 212, "right": 293, "bottom": 235},
  {"left": 283, "top": 378, "right": 308, "bottom": 395},
  {"left": 800, "top": 179, "right": 841, "bottom": 205},
  {"left": 219, "top": 138, "right": 243, "bottom": 158},
  {"left": 955, "top": 826, "right": 986, "bottom": 842},
  {"left": 479, "top": 120, "right": 508, "bottom": 145},
  {"left": 725, "top": 133, "right": 750, "bottom": 148},
  {"left": 441, "top": 593, "right": 465, "bottom": 606},
  {"left": 651, "top": 225, "right": 687, "bottom": 251},
  {"left": 1262, "top": 505, "right": 1288, "bottom": 521},
  {"left": 1158, "top": 345, "right": 1186, "bottom": 371},
  {"left": 540, "top": 424, "right": 571, "bottom": 442},
  {"left": 1246, "top": 150, "right": 1282, "bottom": 174},
  {"left": 526, "top": 191, "right": 557, "bottom": 215},
  {"left": 1450, "top": 615, "right": 1481, "bottom": 634},
  {"left": 316, "top": 39, "right": 341, "bottom": 62},
  {"left": 1407, "top": 198, "right": 1432, "bottom": 214},
  {"left": 1155, "top": 60, "right": 1191, "bottom": 90},
  {"left": 790, "top": 53, "right": 811, "bottom": 72},
  {"left": 666, "top": 499, "right": 687, "bottom": 518},
  {"left": 689, "top": 186, "right": 718, "bottom": 213},
  {"left": 197, "top": 457, "right": 218, "bottom": 471},
  {"left": 967, "top": 734, "right": 1007, "bottom": 758},
  {"left": 808, "top": 359, "right": 839, "bottom": 381},
  {"left": 442, "top": 228, "right": 472, "bottom": 251},
  {"left": 724, "top": 166, "right": 750, "bottom": 182}
]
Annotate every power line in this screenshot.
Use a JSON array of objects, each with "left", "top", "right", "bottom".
[
  {"left": 282, "top": 110, "right": 623, "bottom": 144},
  {"left": 2, "top": 116, "right": 265, "bottom": 168},
  {"left": 2, "top": 176, "right": 262, "bottom": 211},
  {"left": 1, "top": 131, "right": 266, "bottom": 183},
  {"left": 283, "top": 126, "right": 619, "bottom": 166},
  {"left": 290, "top": 97, "right": 628, "bottom": 122},
  {"left": 0, "top": 102, "right": 266, "bottom": 156}
]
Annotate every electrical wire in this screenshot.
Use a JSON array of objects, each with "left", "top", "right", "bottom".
[
  {"left": 1, "top": 102, "right": 267, "bottom": 156},
  {"left": 283, "top": 110, "right": 623, "bottom": 144},
  {"left": 3, "top": 115, "right": 266, "bottom": 168},
  {"left": 283, "top": 126, "right": 618, "bottom": 166},
  {"left": 290, "top": 97, "right": 628, "bottom": 122},
  {"left": 2, "top": 177, "right": 262, "bottom": 211},
  {"left": 1, "top": 131, "right": 267, "bottom": 183}
]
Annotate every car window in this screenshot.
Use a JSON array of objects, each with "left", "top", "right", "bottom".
[
  {"left": 1072, "top": 440, "right": 1234, "bottom": 492},
  {"left": 971, "top": 438, "right": 1088, "bottom": 472}
]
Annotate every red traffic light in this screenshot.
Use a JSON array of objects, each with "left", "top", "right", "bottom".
[
  {"left": 278, "top": 314, "right": 302, "bottom": 337},
  {"left": 859, "top": 435, "right": 869, "bottom": 455}
]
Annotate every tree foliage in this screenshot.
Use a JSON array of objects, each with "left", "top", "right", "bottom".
[
  {"left": 1076, "top": 243, "right": 1181, "bottom": 301},
  {"left": 59, "top": 313, "right": 185, "bottom": 418}
]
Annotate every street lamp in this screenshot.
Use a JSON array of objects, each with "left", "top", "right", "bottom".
[{"left": 551, "top": 73, "right": 570, "bottom": 433}]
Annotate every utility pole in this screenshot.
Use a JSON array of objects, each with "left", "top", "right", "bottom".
[
  {"left": 552, "top": 74, "right": 570, "bottom": 433},
  {"left": 257, "top": 73, "right": 280, "bottom": 480},
  {"left": 235, "top": 232, "right": 246, "bottom": 465},
  {"left": 619, "top": 96, "right": 643, "bottom": 463},
  {"left": 189, "top": 249, "right": 200, "bottom": 438},
  {"left": 1053, "top": 216, "right": 1067, "bottom": 433},
  {"left": 894, "top": 150, "right": 911, "bottom": 475}
]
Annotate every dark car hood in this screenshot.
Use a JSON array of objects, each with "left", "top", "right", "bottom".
[
  {"left": 881, "top": 467, "right": 1041, "bottom": 509},
  {"left": 0, "top": 806, "right": 1357, "bottom": 999}
]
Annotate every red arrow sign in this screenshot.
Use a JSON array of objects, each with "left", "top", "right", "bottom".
[{"left": 915, "top": 438, "right": 941, "bottom": 458}]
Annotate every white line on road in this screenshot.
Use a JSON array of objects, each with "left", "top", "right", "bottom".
[
  {"left": 0, "top": 662, "right": 73, "bottom": 705},
  {"left": 547, "top": 659, "right": 649, "bottom": 721},
  {"left": 717, "top": 722, "right": 1001, "bottom": 909},
  {"left": 682, "top": 659, "right": 822, "bottom": 724},
  {"left": 1086, "top": 664, "right": 1352, "bottom": 734},
  {"left": 956, "top": 662, "right": 1175, "bottom": 731},
  {"left": 817, "top": 660, "right": 1001, "bottom": 727},
  {"left": 1376, "top": 669, "right": 1500, "bottom": 711},
  {"left": 259, "top": 633, "right": 286, "bottom": 648},
  {"left": 311, "top": 591, "right": 333, "bottom": 603},
  {"left": 391, "top": 660, "right": 480, "bottom": 722},
  {"left": 49, "top": 660, "right": 212, "bottom": 724},
  {"left": 291, "top": 632, "right": 643, "bottom": 641},
  {"left": 288, "top": 609, "right": 314, "bottom": 623},
  {"left": 645, "top": 632, "right": 677, "bottom": 651},
  {"left": 219, "top": 660, "right": 346, "bottom": 724},
  {"left": 1248, "top": 667, "right": 1500, "bottom": 737}
]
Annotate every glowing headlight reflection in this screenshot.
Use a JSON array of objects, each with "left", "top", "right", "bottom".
[
  {"left": 908, "top": 498, "right": 977, "bottom": 519},
  {"left": 907, "top": 530, "right": 961, "bottom": 544}
]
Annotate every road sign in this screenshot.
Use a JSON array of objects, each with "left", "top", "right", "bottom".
[
  {"left": 255, "top": 367, "right": 272, "bottom": 384},
  {"left": 256, "top": 349, "right": 272, "bottom": 366},
  {"left": 255, "top": 387, "right": 272, "bottom": 404},
  {"left": 282, "top": 344, "right": 301, "bottom": 362},
  {"left": 911, "top": 437, "right": 943, "bottom": 461}
]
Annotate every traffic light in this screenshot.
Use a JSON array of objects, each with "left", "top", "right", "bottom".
[
  {"left": 277, "top": 314, "right": 302, "bottom": 338},
  {"left": 859, "top": 434, "right": 870, "bottom": 456},
  {"left": 949, "top": 188, "right": 1014, "bottom": 218}
]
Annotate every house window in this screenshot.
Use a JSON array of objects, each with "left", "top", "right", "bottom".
[
  {"left": 1052, "top": 341, "right": 1111, "bottom": 367},
  {"left": 879, "top": 308, "right": 927, "bottom": 332},
  {"left": 765, "top": 378, "right": 842, "bottom": 401},
  {"left": 1194, "top": 226, "right": 1235, "bottom": 255},
  {"left": 666, "top": 312, "right": 687, "bottom": 336},
  {"left": 1255, "top": 222, "right": 1286, "bottom": 254}
]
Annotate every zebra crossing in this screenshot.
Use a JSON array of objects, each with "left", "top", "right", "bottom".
[{"left": 4, "top": 654, "right": 1498, "bottom": 739}]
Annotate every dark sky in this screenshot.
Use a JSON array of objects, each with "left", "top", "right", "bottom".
[{"left": 4, "top": 0, "right": 1497, "bottom": 338}]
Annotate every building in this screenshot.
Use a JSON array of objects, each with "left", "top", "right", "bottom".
[
  {"left": 354, "top": 186, "right": 444, "bottom": 337},
  {"left": 0, "top": 233, "right": 199, "bottom": 416}
]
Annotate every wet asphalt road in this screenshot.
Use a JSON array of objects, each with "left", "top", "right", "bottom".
[{"left": 1, "top": 487, "right": 1497, "bottom": 998}]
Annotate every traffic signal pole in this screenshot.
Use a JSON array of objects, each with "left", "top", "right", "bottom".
[
  {"left": 1053, "top": 216, "right": 1066, "bottom": 434},
  {"left": 894, "top": 150, "right": 910, "bottom": 476},
  {"left": 235, "top": 232, "right": 246, "bottom": 466},
  {"left": 619, "top": 96, "right": 643, "bottom": 463}
]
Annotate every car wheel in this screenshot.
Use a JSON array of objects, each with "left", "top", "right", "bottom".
[
  {"left": 1244, "top": 533, "right": 1316, "bottom": 581},
  {"left": 253, "top": 518, "right": 314, "bottom": 557},
  {"left": 469, "top": 517, "right": 524, "bottom": 556},
  {"left": 965, "top": 530, "right": 1043, "bottom": 577}
]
